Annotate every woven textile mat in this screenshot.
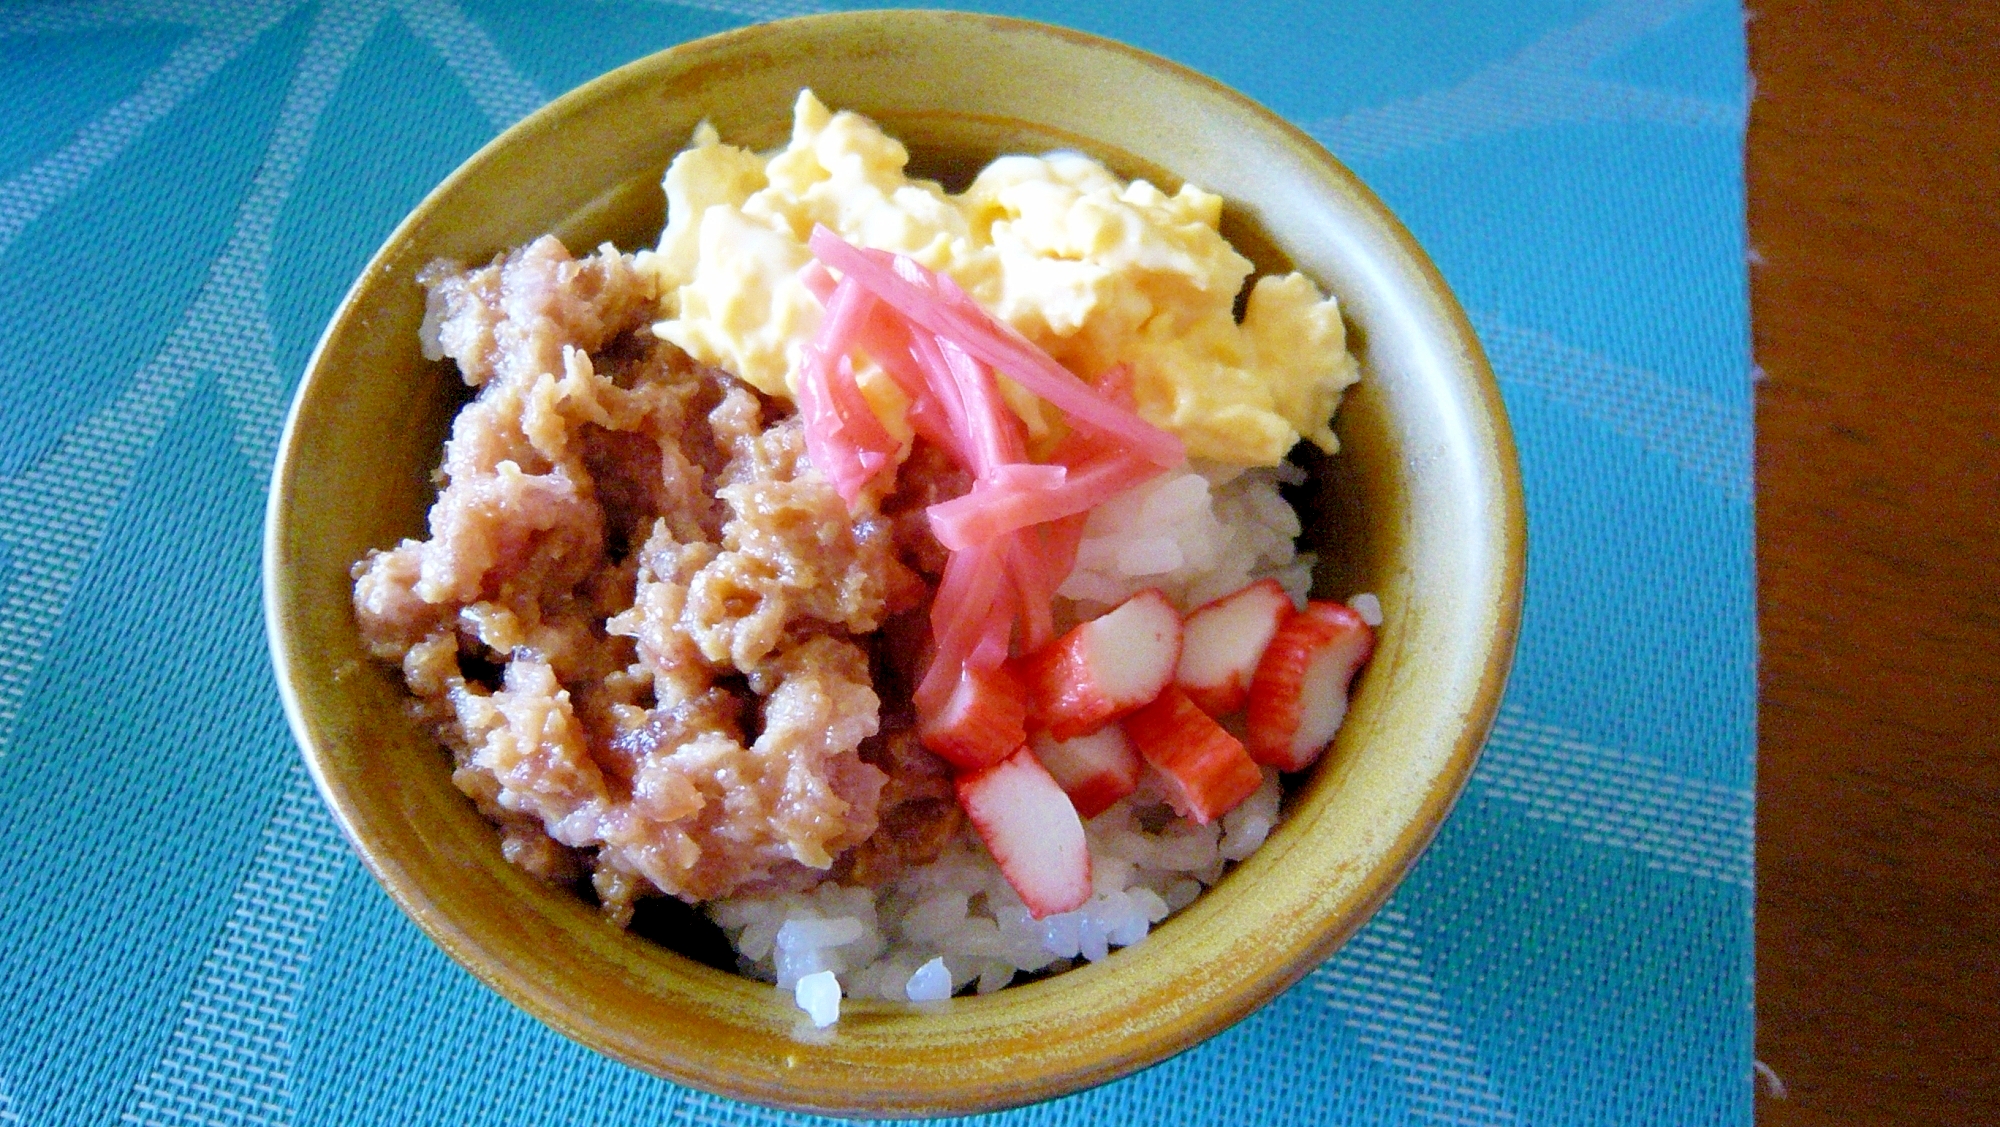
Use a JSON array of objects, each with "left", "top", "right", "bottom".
[{"left": 0, "top": 1, "right": 1752, "bottom": 1122}]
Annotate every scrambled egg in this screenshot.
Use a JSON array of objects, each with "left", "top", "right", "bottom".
[{"left": 641, "top": 91, "right": 1358, "bottom": 467}]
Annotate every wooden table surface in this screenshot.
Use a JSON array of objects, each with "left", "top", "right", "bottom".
[{"left": 1749, "top": 0, "right": 1999, "bottom": 1121}]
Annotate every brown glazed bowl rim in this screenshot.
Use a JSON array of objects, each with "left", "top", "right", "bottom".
[{"left": 265, "top": 9, "right": 1524, "bottom": 1119}]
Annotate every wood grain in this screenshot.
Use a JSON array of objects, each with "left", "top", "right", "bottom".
[{"left": 1749, "top": 0, "right": 2000, "bottom": 1121}]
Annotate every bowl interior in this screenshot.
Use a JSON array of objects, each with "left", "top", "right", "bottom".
[{"left": 266, "top": 10, "right": 1521, "bottom": 1118}]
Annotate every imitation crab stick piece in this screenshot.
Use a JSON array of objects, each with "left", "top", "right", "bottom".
[
  {"left": 1013, "top": 589, "right": 1182, "bottom": 740},
  {"left": 919, "top": 662, "right": 1030, "bottom": 772},
  {"left": 1245, "top": 600, "right": 1376, "bottom": 772},
  {"left": 1121, "top": 686, "right": 1264, "bottom": 824},
  {"left": 1030, "top": 726, "right": 1143, "bottom": 820},
  {"left": 919, "top": 535, "right": 1027, "bottom": 730},
  {"left": 1174, "top": 579, "right": 1296, "bottom": 717},
  {"left": 956, "top": 747, "right": 1092, "bottom": 919},
  {"left": 808, "top": 226, "right": 1184, "bottom": 469}
]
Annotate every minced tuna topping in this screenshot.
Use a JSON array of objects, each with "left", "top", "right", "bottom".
[{"left": 352, "top": 235, "right": 952, "bottom": 924}]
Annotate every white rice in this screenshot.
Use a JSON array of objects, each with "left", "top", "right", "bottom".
[
  {"left": 793, "top": 969, "right": 842, "bottom": 1027},
  {"left": 707, "top": 462, "right": 1308, "bottom": 1012},
  {"left": 1058, "top": 462, "right": 1313, "bottom": 615}
]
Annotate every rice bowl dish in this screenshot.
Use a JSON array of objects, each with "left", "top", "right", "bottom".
[{"left": 348, "top": 91, "right": 1381, "bottom": 1025}]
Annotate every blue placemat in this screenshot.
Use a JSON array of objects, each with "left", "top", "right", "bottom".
[{"left": 0, "top": 1, "right": 1753, "bottom": 1123}]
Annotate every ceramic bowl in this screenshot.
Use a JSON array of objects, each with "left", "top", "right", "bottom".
[{"left": 265, "top": 9, "right": 1523, "bottom": 1118}]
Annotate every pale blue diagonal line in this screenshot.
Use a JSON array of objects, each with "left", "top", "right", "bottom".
[
  {"left": 0, "top": 1, "right": 304, "bottom": 258},
  {"left": 116, "top": 764, "right": 350, "bottom": 1127},
  {"left": 95, "top": 4, "right": 386, "bottom": 1124},
  {"left": 651, "top": 0, "right": 829, "bottom": 19},
  {"left": 1476, "top": 312, "right": 1753, "bottom": 504},
  {"left": 393, "top": 0, "right": 547, "bottom": 131},
  {"left": 1476, "top": 705, "right": 1754, "bottom": 888},
  {"left": 0, "top": 1074, "right": 21, "bottom": 1127},
  {"left": 0, "top": 0, "right": 373, "bottom": 764},
  {"left": 0, "top": 0, "right": 261, "bottom": 38},
  {"left": 1312, "top": 907, "right": 1518, "bottom": 1125},
  {"left": 1313, "top": 0, "right": 1744, "bottom": 162}
]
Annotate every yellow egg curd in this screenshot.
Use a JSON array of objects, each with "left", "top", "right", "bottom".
[{"left": 641, "top": 91, "right": 1358, "bottom": 467}]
